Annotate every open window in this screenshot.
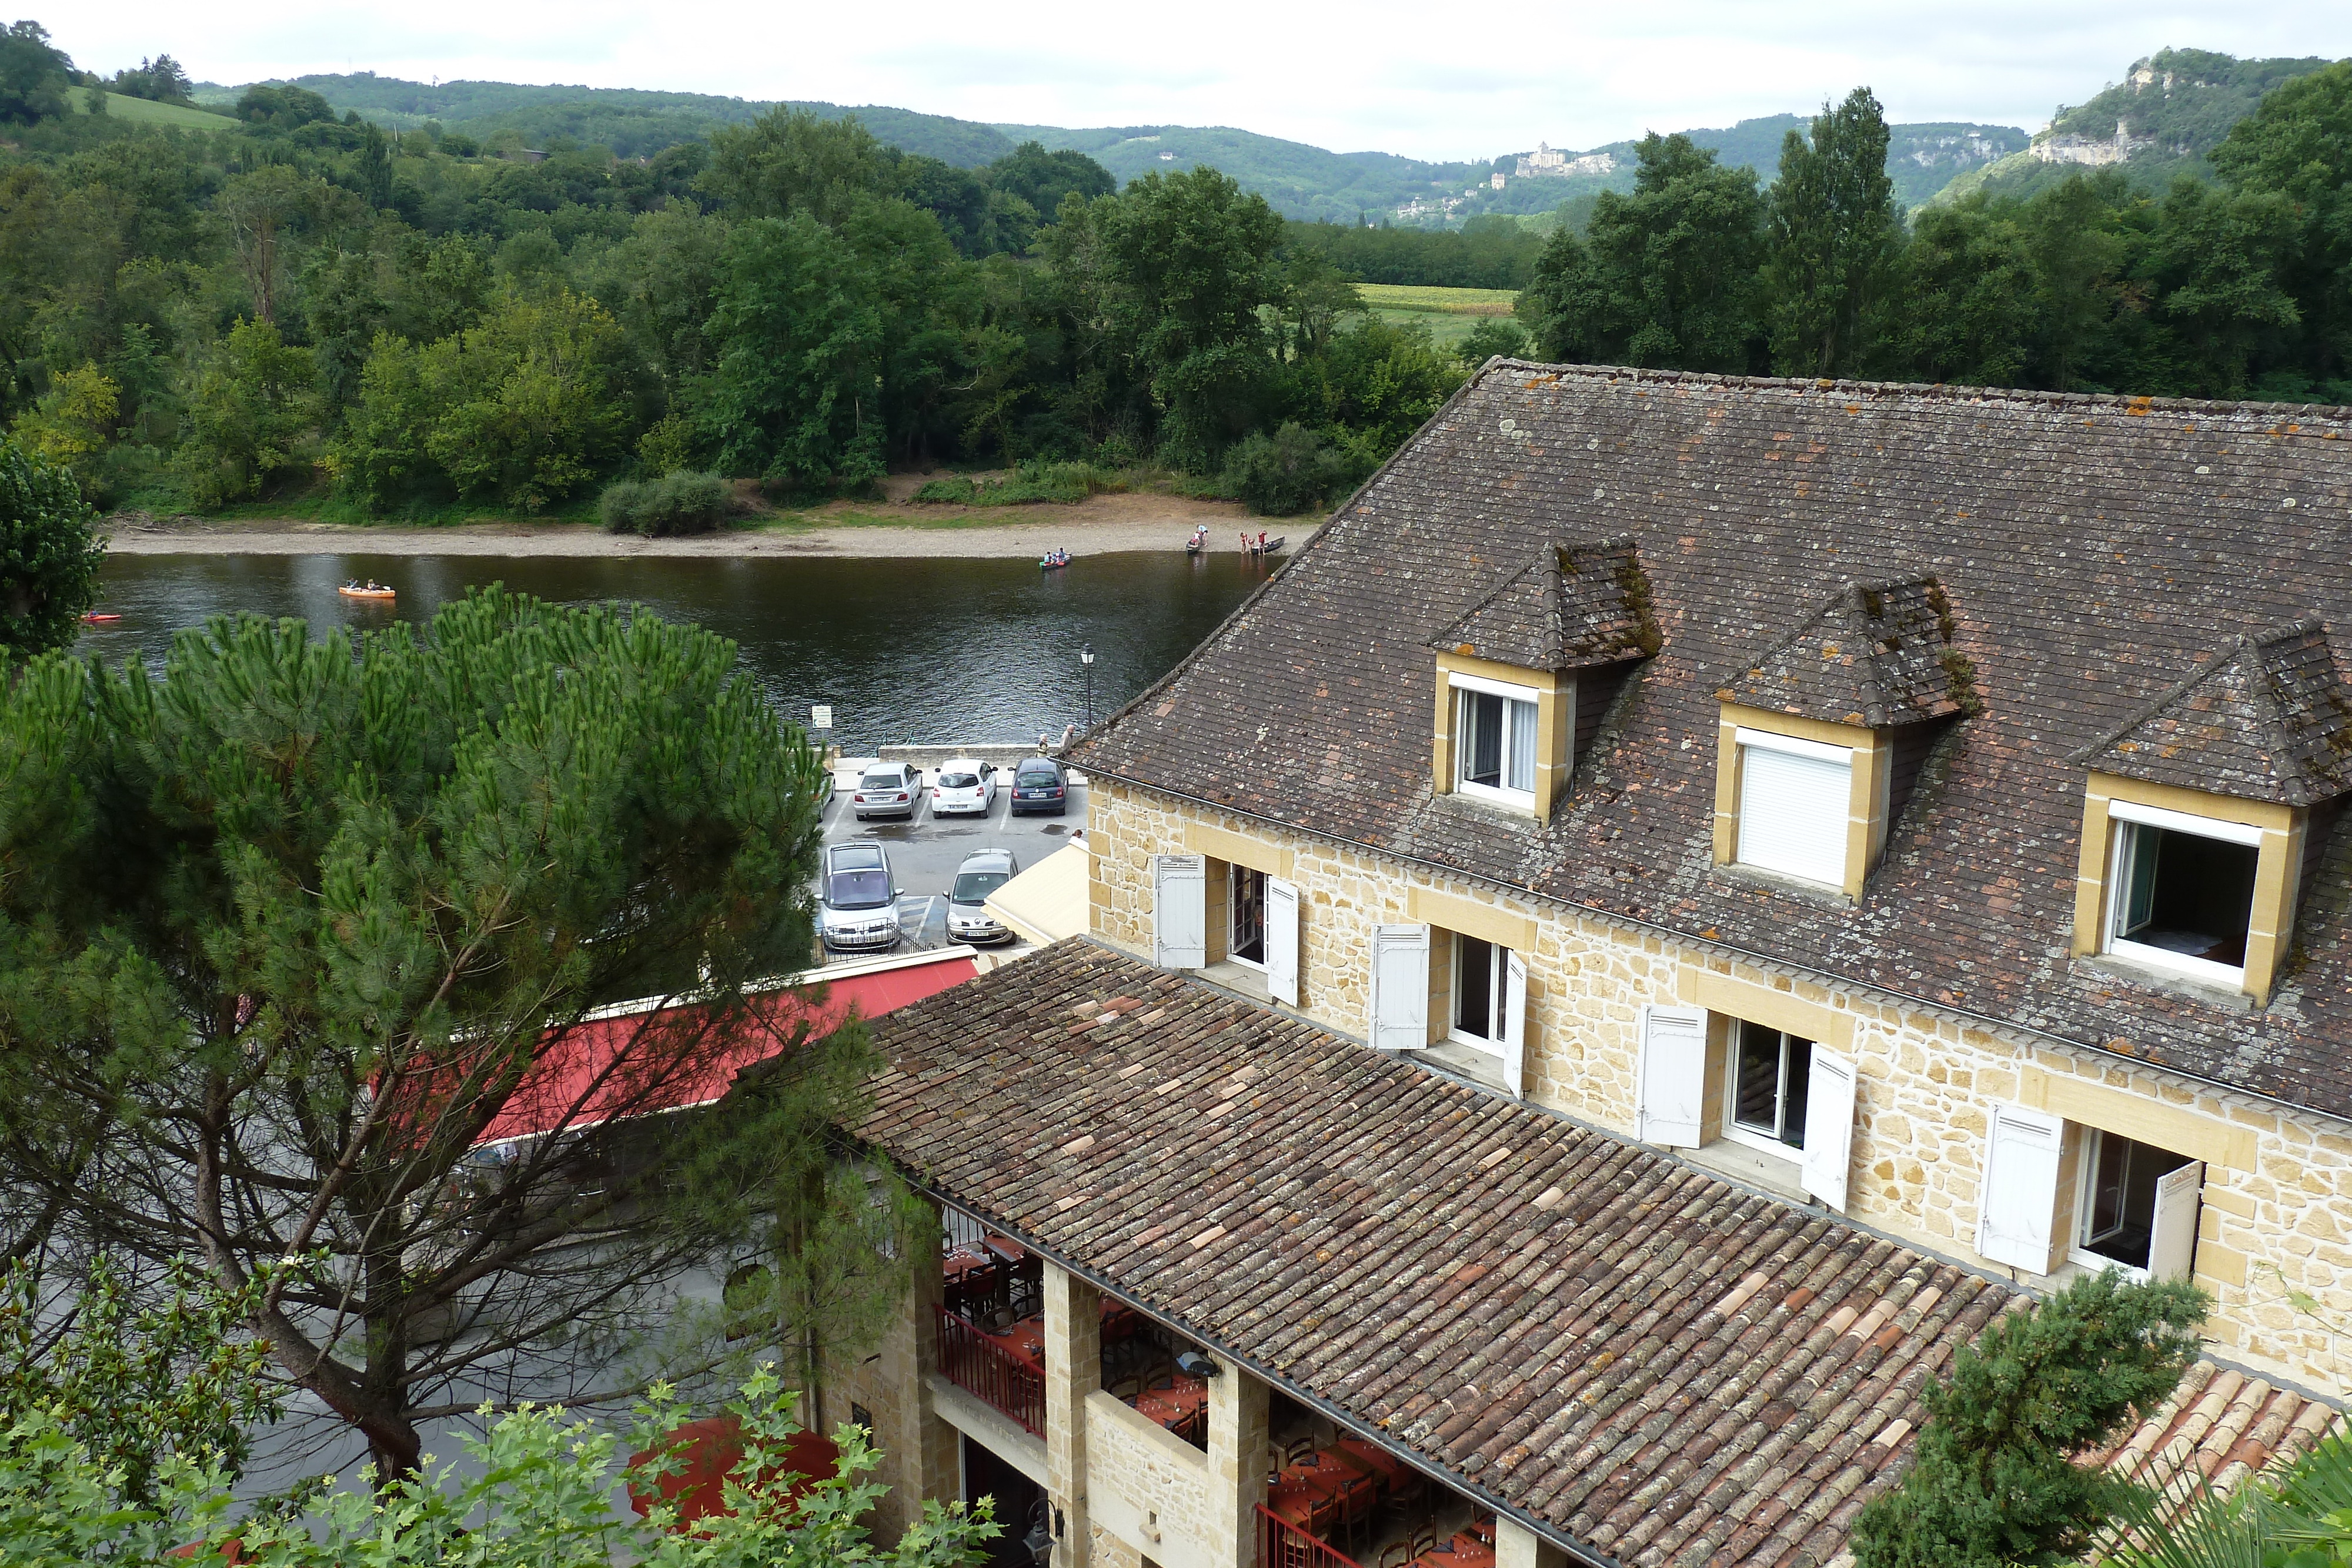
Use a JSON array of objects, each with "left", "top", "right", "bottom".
[
  {"left": 1636, "top": 1001, "right": 1856, "bottom": 1211},
  {"left": 1445, "top": 932, "right": 1528, "bottom": 1094},
  {"left": 2103, "top": 803, "right": 2261, "bottom": 989},
  {"left": 1450, "top": 675, "right": 1541, "bottom": 808},
  {"left": 2072, "top": 1130, "right": 2202, "bottom": 1282},
  {"left": 1227, "top": 863, "right": 1268, "bottom": 969}
]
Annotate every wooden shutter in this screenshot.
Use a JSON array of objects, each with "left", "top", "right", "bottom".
[
  {"left": 1152, "top": 854, "right": 1205, "bottom": 969},
  {"left": 1368, "top": 925, "right": 1429, "bottom": 1051},
  {"left": 1266, "top": 877, "right": 1300, "bottom": 1006},
  {"left": 2147, "top": 1160, "right": 2205, "bottom": 1283},
  {"left": 1501, "top": 950, "right": 1529, "bottom": 1097},
  {"left": 1635, "top": 1005, "right": 1708, "bottom": 1147},
  {"left": 1800, "top": 1047, "right": 1858, "bottom": 1212},
  {"left": 1735, "top": 733, "right": 1853, "bottom": 887},
  {"left": 1976, "top": 1102, "right": 2065, "bottom": 1272}
]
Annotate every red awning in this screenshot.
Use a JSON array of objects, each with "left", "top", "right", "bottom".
[
  {"left": 472, "top": 951, "right": 978, "bottom": 1148},
  {"left": 628, "top": 1414, "right": 840, "bottom": 1529}
]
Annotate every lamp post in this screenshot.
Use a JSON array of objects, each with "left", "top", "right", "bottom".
[{"left": 1079, "top": 643, "right": 1096, "bottom": 731}]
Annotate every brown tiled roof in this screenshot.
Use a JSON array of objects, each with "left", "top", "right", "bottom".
[
  {"left": 2075, "top": 619, "right": 2352, "bottom": 806},
  {"left": 1717, "top": 577, "right": 1971, "bottom": 728},
  {"left": 1430, "top": 536, "right": 1660, "bottom": 670},
  {"left": 858, "top": 941, "right": 2016, "bottom": 1568},
  {"left": 1069, "top": 366, "right": 2352, "bottom": 1121}
]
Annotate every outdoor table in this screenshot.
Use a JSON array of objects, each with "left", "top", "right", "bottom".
[
  {"left": 982, "top": 1234, "right": 1030, "bottom": 1266},
  {"left": 1133, "top": 1373, "right": 1207, "bottom": 1442},
  {"left": 1279, "top": 1450, "right": 1378, "bottom": 1538},
  {"left": 1264, "top": 1474, "right": 1339, "bottom": 1538},
  {"left": 987, "top": 1315, "right": 1047, "bottom": 1373}
]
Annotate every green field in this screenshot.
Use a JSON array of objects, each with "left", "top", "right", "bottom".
[
  {"left": 1359, "top": 283, "right": 1518, "bottom": 347},
  {"left": 72, "top": 92, "right": 240, "bottom": 130}
]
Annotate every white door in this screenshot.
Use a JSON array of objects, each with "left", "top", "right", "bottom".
[
  {"left": 2147, "top": 1160, "right": 2205, "bottom": 1283},
  {"left": 1501, "top": 950, "right": 1529, "bottom": 1098},
  {"left": 1976, "top": 1102, "right": 2065, "bottom": 1272},
  {"left": 1800, "top": 1048, "right": 1857, "bottom": 1213},
  {"left": 1152, "top": 854, "right": 1206, "bottom": 969},
  {"left": 1635, "top": 1005, "right": 1708, "bottom": 1147},
  {"left": 1266, "top": 877, "right": 1300, "bottom": 1006},
  {"left": 1368, "top": 924, "right": 1430, "bottom": 1051}
]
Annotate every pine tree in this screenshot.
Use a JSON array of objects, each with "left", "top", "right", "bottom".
[{"left": 1765, "top": 88, "right": 1904, "bottom": 378}]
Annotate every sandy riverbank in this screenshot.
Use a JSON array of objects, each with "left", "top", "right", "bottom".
[{"left": 103, "top": 490, "right": 1261, "bottom": 560}]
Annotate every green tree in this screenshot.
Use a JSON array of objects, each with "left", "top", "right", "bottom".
[
  {"left": 1887, "top": 196, "right": 2037, "bottom": 387},
  {"left": 0, "top": 590, "right": 906, "bottom": 1480},
  {"left": 702, "top": 214, "right": 886, "bottom": 489},
  {"left": 2210, "top": 59, "right": 2352, "bottom": 387},
  {"left": 1850, "top": 1271, "right": 2208, "bottom": 1568},
  {"left": 9, "top": 365, "right": 118, "bottom": 495},
  {"left": 1516, "top": 134, "right": 1765, "bottom": 372},
  {"left": 1765, "top": 88, "right": 1903, "bottom": 377},
  {"left": 0, "top": 22, "right": 71, "bottom": 125},
  {"left": 0, "top": 437, "right": 102, "bottom": 653},
  {"left": 173, "top": 318, "right": 315, "bottom": 507},
  {"left": 701, "top": 109, "right": 906, "bottom": 228},
  {"left": 2142, "top": 177, "right": 2302, "bottom": 396},
  {"left": 108, "top": 55, "right": 192, "bottom": 106}
]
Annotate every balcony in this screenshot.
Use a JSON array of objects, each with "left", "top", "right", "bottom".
[{"left": 934, "top": 1303, "right": 1045, "bottom": 1436}]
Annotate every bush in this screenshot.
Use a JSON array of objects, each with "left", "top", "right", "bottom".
[
  {"left": 1459, "top": 317, "right": 1532, "bottom": 365},
  {"left": 600, "top": 469, "right": 734, "bottom": 536},
  {"left": 910, "top": 460, "right": 1125, "bottom": 506},
  {"left": 1221, "top": 423, "right": 1350, "bottom": 516}
]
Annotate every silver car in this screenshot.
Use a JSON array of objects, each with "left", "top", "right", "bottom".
[
  {"left": 947, "top": 848, "right": 1019, "bottom": 945},
  {"left": 818, "top": 840, "right": 903, "bottom": 951},
  {"left": 850, "top": 762, "right": 920, "bottom": 821}
]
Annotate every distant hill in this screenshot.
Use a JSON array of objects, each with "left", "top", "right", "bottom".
[
  {"left": 1932, "top": 46, "right": 2333, "bottom": 205},
  {"left": 991, "top": 122, "right": 1494, "bottom": 223}
]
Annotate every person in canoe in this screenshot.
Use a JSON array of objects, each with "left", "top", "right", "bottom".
[{"left": 1040, "top": 548, "right": 1071, "bottom": 569}]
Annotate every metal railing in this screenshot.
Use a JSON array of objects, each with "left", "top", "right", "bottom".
[
  {"left": 935, "top": 1306, "right": 1045, "bottom": 1437},
  {"left": 1259, "top": 1504, "right": 1368, "bottom": 1568}
]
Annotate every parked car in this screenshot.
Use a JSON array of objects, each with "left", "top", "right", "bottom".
[
  {"left": 947, "top": 848, "right": 1020, "bottom": 945},
  {"left": 818, "top": 840, "right": 903, "bottom": 951},
  {"left": 1008, "top": 757, "right": 1070, "bottom": 816},
  {"left": 850, "top": 761, "right": 920, "bottom": 821},
  {"left": 932, "top": 758, "right": 998, "bottom": 817}
]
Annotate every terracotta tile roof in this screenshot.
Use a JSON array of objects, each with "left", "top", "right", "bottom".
[
  {"left": 1430, "top": 536, "right": 1661, "bottom": 670},
  {"left": 2092, "top": 1359, "right": 2345, "bottom": 1499},
  {"left": 858, "top": 941, "right": 2017, "bottom": 1568},
  {"left": 1068, "top": 365, "right": 2352, "bottom": 1122},
  {"left": 1717, "top": 577, "right": 1972, "bottom": 729},
  {"left": 2074, "top": 619, "right": 2352, "bottom": 807}
]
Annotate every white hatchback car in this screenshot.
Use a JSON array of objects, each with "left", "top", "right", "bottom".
[{"left": 931, "top": 758, "right": 998, "bottom": 816}]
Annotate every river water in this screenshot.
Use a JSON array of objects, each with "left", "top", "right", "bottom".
[{"left": 78, "top": 551, "right": 1267, "bottom": 751}]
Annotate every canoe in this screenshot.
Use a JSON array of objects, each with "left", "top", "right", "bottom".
[
  {"left": 1039, "top": 554, "right": 1071, "bottom": 570},
  {"left": 82, "top": 613, "right": 121, "bottom": 623},
  {"left": 1245, "top": 536, "right": 1287, "bottom": 556},
  {"left": 338, "top": 586, "right": 396, "bottom": 600}
]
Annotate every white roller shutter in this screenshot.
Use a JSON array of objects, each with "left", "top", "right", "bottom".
[
  {"left": 1501, "top": 950, "right": 1528, "bottom": 1098},
  {"left": 1735, "top": 732, "right": 1853, "bottom": 887},
  {"left": 1266, "top": 877, "right": 1300, "bottom": 1006},
  {"left": 2147, "top": 1161, "right": 2205, "bottom": 1283},
  {"left": 1976, "top": 1102, "right": 2064, "bottom": 1272},
  {"left": 1800, "top": 1048, "right": 1858, "bottom": 1212},
  {"left": 1368, "top": 925, "right": 1430, "bottom": 1051},
  {"left": 1151, "top": 854, "right": 1205, "bottom": 969},
  {"left": 1635, "top": 1005, "right": 1708, "bottom": 1147}
]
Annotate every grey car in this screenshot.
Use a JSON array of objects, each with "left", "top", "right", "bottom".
[
  {"left": 850, "top": 761, "right": 921, "bottom": 821},
  {"left": 947, "top": 848, "right": 1020, "bottom": 945},
  {"left": 818, "top": 839, "right": 903, "bottom": 951}
]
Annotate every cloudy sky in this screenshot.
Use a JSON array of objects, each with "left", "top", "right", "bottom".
[{"left": 51, "top": 2, "right": 2352, "bottom": 161}]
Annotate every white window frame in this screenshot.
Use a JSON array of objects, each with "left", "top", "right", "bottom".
[
  {"left": 2067, "top": 1127, "right": 2204, "bottom": 1283},
  {"left": 2100, "top": 801, "right": 2261, "bottom": 991},
  {"left": 1732, "top": 727, "right": 1855, "bottom": 889},
  {"left": 1449, "top": 672, "right": 1541, "bottom": 810},
  {"left": 1720, "top": 1019, "right": 1813, "bottom": 1161},
  {"left": 1225, "top": 862, "right": 1268, "bottom": 974},
  {"left": 1446, "top": 932, "right": 1509, "bottom": 1054}
]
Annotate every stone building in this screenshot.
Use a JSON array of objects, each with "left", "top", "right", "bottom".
[{"left": 841, "top": 365, "right": 2352, "bottom": 1567}]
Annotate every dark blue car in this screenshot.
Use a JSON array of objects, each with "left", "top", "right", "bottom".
[{"left": 1008, "top": 757, "right": 1069, "bottom": 816}]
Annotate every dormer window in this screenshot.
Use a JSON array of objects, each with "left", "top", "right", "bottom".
[
  {"left": 1731, "top": 728, "right": 1855, "bottom": 888},
  {"left": 2070, "top": 619, "right": 2352, "bottom": 1006},
  {"left": 1452, "top": 674, "right": 1540, "bottom": 806}
]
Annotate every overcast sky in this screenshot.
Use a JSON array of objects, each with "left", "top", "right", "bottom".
[{"left": 51, "top": 3, "right": 2352, "bottom": 162}]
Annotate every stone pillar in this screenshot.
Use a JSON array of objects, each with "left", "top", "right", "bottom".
[
  {"left": 1205, "top": 1355, "right": 1269, "bottom": 1568},
  {"left": 1043, "top": 1261, "right": 1103, "bottom": 1568},
  {"left": 1494, "top": 1517, "right": 1566, "bottom": 1568},
  {"left": 844, "top": 1199, "right": 959, "bottom": 1544}
]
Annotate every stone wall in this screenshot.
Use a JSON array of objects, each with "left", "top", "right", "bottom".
[
  {"left": 1085, "top": 1391, "right": 1216, "bottom": 1568},
  {"left": 1089, "top": 777, "right": 2352, "bottom": 1396}
]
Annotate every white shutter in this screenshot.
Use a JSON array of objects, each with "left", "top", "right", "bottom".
[
  {"left": 1266, "top": 877, "right": 1300, "bottom": 1006},
  {"left": 1635, "top": 1005, "right": 1708, "bottom": 1147},
  {"left": 1735, "top": 735, "right": 1853, "bottom": 887},
  {"left": 1368, "top": 925, "right": 1429, "bottom": 1051},
  {"left": 1976, "top": 1102, "right": 2065, "bottom": 1272},
  {"left": 1800, "top": 1047, "right": 1857, "bottom": 1212},
  {"left": 1152, "top": 854, "right": 1206, "bottom": 969},
  {"left": 2147, "top": 1160, "right": 2205, "bottom": 1283},
  {"left": 1501, "top": 950, "right": 1528, "bottom": 1097}
]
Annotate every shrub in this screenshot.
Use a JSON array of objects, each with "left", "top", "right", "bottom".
[
  {"left": 910, "top": 460, "right": 1124, "bottom": 507},
  {"left": 1221, "top": 422, "right": 1349, "bottom": 516},
  {"left": 1459, "top": 317, "right": 1532, "bottom": 365},
  {"left": 600, "top": 469, "right": 734, "bottom": 536}
]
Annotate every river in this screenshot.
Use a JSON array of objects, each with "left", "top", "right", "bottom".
[{"left": 77, "top": 551, "right": 1267, "bottom": 751}]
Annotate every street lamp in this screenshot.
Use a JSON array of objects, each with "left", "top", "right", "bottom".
[{"left": 1079, "top": 643, "right": 1096, "bottom": 731}]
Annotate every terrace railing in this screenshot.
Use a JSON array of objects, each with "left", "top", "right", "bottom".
[
  {"left": 1259, "top": 1504, "right": 1368, "bottom": 1568},
  {"left": 935, "top": 1305, "right": 1045, "bottom": 1437}
]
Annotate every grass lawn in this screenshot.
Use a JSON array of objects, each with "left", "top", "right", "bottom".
[
  {"left": 1359, "top": 283, "right": 1519, "bottom": 349},
  {"left": 72, "top": 92, "right": 241, "bottom": 131}
]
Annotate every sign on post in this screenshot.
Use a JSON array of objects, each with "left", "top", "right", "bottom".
[{"left": 810, "top": 705, "right": 833, "bottom": 730}]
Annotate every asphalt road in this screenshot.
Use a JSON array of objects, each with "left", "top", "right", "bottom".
[{"left": 816, "top": 765, "right": 1087, "bottom": 957}]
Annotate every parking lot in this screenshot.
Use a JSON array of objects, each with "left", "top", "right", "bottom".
[{"left": 817, "top": 761, "right": 1088, "bottom": 956}]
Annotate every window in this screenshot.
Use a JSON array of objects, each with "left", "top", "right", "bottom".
[
  {"left": 1734, "top": 729, "right": 1853, "bottom": 887},
  {"left": 2105, "top": 804, "right": 2261, "bottom": 987},
  {"left": 1449, "top": 934, "right": 1510, "bottom": 1049},
  {"left": 1451, "top": 674, "right": 1539, "bottom": 806},
  {"left": 2072, "top": 1130, "right": 2201, "bottom": 1279},
  {"left": 1726, "top": 1019, "right": 1813, "bottom": 1154},
  {"left": 1228, "top": 864, "right": 1267, "bottom": 969}
]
